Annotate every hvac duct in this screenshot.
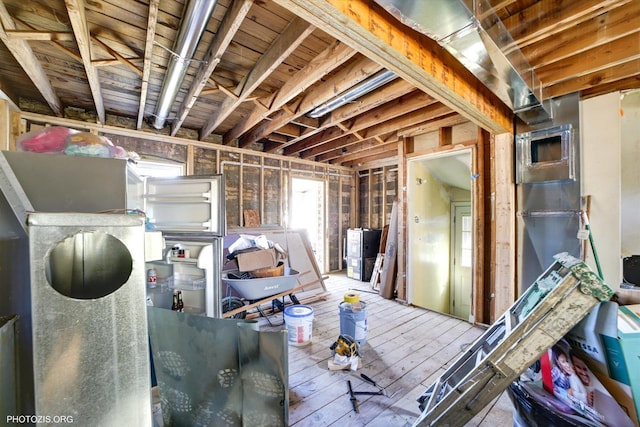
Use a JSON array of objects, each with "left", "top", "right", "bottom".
[
  {"left": 374, "top": 0, "right": 551, "bottom": 125},
  {"left": 308, "top": 70, "right": 398, "bottom": 118},
  {"left": 151, "top": 0, "right": 217, "bottom": 130}
]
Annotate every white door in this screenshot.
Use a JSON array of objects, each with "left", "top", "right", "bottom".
[{"left": 450, "top": 203, "right": 472, "bottom": 319}]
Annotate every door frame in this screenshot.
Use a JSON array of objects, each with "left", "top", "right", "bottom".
[{"left": 406, "top": 146, "right": 478, "bottom": 322}]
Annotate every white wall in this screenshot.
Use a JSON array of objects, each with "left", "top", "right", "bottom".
[
  {"left": 407, "top": 161, "right": 451, "bottom": 312},
  {"left": 621, "top": 90, "right": 640, "bottom": 257},
  {"left": 581, "top": 92, "right": 623, "bottom": 286}
]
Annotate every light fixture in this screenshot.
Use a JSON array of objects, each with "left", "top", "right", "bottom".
[{"left": 307, "top": 70, "right": 398, "bottom": 118}]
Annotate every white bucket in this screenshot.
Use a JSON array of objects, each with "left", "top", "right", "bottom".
[{"left": 284, "top": 305, "right": 314, "bottom": 346}]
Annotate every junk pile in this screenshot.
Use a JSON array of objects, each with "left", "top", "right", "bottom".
[
  {"left": 412, "top": 252, "right": 615, "bottom": 427},
  {"left": 221, "top": 234, "right": 300, "bottom": 321},
  {"left": 16, "top": 126, "right": 131, "bottom": 159},
  {"left": 225, "top": 234, "right": 288, "bottom": 278},
  {"left": 510, "top": 299, "right": 640, "bottom": 427}
]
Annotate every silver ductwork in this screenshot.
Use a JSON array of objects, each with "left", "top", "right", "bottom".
[
  {"left": 308, "top": 70, "right": 399, "bottom": 118},
  {"left": 151, "top": 0, "right": 217, "bottom": 130},
  {"left": 375, "top": 0, "right": 551, "bottom": 125}
]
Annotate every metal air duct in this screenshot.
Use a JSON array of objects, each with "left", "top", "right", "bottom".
[
  {"left": 375, "top": 0, "right": 551, "bottom": 125},
  {"left": 151, "top": 0, "right": 217, "bottom": 130},
  {"left": 308, "top": 70, "right": 398, "bottom": 118}
]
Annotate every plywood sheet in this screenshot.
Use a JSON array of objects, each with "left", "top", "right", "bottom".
[
  {"left": 379, "top": 201, "right": 397, "bottom": 299},
  {"left": 243, "top": 209, "right": 260, "bottom": 227}
]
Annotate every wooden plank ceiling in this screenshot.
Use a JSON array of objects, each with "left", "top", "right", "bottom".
[{"left": 0, "top": 0, "right": 637, "bottom": 168}]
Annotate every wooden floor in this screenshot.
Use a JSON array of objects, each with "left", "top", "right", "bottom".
[{"left": 257, "top": 273, "right": 515, "bottom": 426}]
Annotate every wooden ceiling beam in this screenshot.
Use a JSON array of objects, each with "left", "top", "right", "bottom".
[
  {"left": 11, "top": 16, "right": 82, "bottom": 69},
  {"left": 273, "top": 123, "right": 301, "bottom": 138},
  {"left": 269, "top": 40, "right": 355, "bottom": 112},
  {"left": 285, "top": 91, "right": 439, "bottom": 155},
  {"left": 65, "top": 0, "right": 105, "bottom": 124},
  {"left": 340, "top": 151, "right": 398, "bottom": 169},
  {"left": 536, "top": 33, "right": 640, "bottom": 87},
  {"left": 264, "top": 133, "right": 288, "bottom": 144},
  {"left": 267, "top": 78, "right": 414, "bottom": 152},
  {"left": 520, "top": 2, "right": 640, "bottom": 68},
  {"left": 247, "top": 60, "right": 385, "bottom": 151},
  {"left": 0, "top": 2, "right": 62, "bottom": 116},
  {"left": 229, "top": 41, "right": 360, "bottom": 146},
  {"left": 329, "top": 139, "right": 398, "bottom": 164},
  {"left": 299, "top": 132, "right": 361, "bottom": 159},
  {"left": 170, "top": 0, "right": 253, "bottom": 136},
  {"left": 399, "top": 113, "right": 469, "bottom": 138},
  {"left": 202, "top": 16, "right": 315, "bottom": 139},
  {"left": 300, "top": 104, "right": 453, "bottom": 160},
  {"left": 546, "top": 59, "right": 640, "bottom": 99},
  {"left": 339, "top": 145, "right": 398, "bottom": 167},
  {"left": 5, "top": 30, "right": 74, "bottom": 41},
  {"left": 313, "top": 111, "right": 466, "bottom": 162},
  {"left": 93, "top": 36, "right": 143, "bottom": 76},
  {"left": 136, "top": 0, "right": 159, "bottom": 129},
  {"left": 315, "top": 134, "right": 396, "bottom": 163},
  {"left": 581, "top": 74, "right": 640, "bottom": 99},
  {"left": 290, "top": 115, "right": 319, "bottom": 129},
  {"left": 325, "top": 79, "right": 416, "bottom": 124},
  {"left": 273, "top": 0, "right": 513, "bottom": 134},
  {"left": 239, "top": 55, "right": 382, "bottom": 149},
  {"left": 501, "top": 0, "right": 630, "bottom": 49}
]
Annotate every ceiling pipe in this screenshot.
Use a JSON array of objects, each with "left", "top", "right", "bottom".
[
  {"left": 307, "top": 70, "right": 398, "bottom": 118},
  {"left": 151, "top": 0, "right": 217, "bottom": 130},
  {"left": 374, "top": 0, "right": 551, "bottom": 125}
]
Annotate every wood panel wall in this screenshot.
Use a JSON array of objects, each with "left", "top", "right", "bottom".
[{"left": 14, "top": 113, "right": 356, "bottom": 274}]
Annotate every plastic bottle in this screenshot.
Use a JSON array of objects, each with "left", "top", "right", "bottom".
[
  {"left": 177, "top": 291, "right": 184, "bottom": 313},
  {"left": 171, "top": 292, "right": 179, "bottom": 311},
  {"left": 147, "top": 268, "right": 157, "bottom": 288}
]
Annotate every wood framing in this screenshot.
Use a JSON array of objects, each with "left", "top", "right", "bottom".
[
  {"left": 202, "top": 17, "right": 315, "bottom": 139},
  {"left": 492, "top": 132, "right": 516, "bottom": 322},
  {"left": 171, "top": 0, "right": 253, "bottom": 136},
  {"left": 395, "top": 136, "right": 412, "bottom": 301},
  {"left": 65, "top": 0, "right": 106, "bottom": 124},
  {"left": 271, "top": 0, "right": 513, "bottom": 134},
  {"left": 0, "top": 2, "right": 62, "bottom": 116}
]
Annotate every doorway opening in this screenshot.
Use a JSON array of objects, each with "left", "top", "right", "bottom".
[
  {"left": 407, "top": 148, "right": 474, "bottom": 321},
  {"left": 290, "top": 177, "right": 325, "bottom": 273}
]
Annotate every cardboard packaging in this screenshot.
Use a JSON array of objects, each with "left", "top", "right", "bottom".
[
  {"left": 616, "top": 304, "right": 640, "bottom": 423},
  {"left": 235, "top": 248, "right": 278, "bottom": 272},
  {"left": 567, "top": 301, "right": 638, "bottom": 426},
  {"left": 540, "top": 337, "right": 635, "bottom": 426}
]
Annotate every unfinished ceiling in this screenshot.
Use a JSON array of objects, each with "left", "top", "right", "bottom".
[{"left": 0, "top": 0, "right": 637, "bottom": 168}]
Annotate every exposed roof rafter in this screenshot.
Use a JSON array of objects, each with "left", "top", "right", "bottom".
[
  {"left": 65, "top": 0, "right": 105, "bottom": 124},
  {"left": 0, "top": 1, "right": 62, "bottom": 116}
]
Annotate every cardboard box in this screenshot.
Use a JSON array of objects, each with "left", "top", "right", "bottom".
[
  {"left": 561, "top": 302, "right": 639, "bottom": 425},
  {"left": 539, "top": 336, "right": 635, "bottom": 426},
  {"left": 235, "top": 248, "right": 278, "bottom": 272},
  {"left": 617, "top": 304, "right": 640, "bottom": 423}
]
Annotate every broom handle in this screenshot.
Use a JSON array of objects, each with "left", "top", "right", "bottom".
[{"left": 582, "top": 211, "right": 604, "bottom": 281}]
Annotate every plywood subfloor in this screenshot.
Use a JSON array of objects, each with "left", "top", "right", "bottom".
[{"left": 257, "top": 273, "right": 515, "bottom": 426}]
